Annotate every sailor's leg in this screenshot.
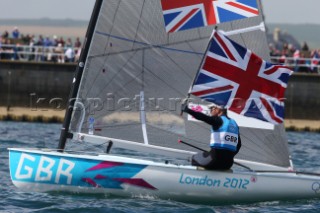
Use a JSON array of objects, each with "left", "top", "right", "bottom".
[{"left": 191, "top": 151, "right": 213, "bottom": 167}]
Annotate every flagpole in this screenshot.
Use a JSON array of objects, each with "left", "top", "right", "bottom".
[
  {"left": 181, "top": 27, "right": 218, "bottom": 116},
  {"left": 187, "top": 27, "right": 217, "bottom": 95},
  {"left": 222, "top": 22, "right": 265, "bottom": 36}
]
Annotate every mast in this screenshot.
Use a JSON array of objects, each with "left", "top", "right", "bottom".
[{"left": 58, "top": 0, "right": 103, "bottom": 151}]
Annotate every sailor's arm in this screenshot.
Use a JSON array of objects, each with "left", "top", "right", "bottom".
[{"left": 183, "top": 107, "right": 222, "bottom": 129}]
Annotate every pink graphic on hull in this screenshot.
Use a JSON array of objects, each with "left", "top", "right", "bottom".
[
  {"left": 82, "top": 178, "right": 100, "bottom": 187},
  {"left": 86, "top": 161, "right": 123, "bottom": 171}
]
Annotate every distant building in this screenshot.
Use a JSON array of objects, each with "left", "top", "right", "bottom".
[{"left": 266, "top": 27, "right": 301, "bottom": 51}]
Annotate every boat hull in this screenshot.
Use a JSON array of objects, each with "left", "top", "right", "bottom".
[{"left": 8, "top": 148, "right": 320, "bottom": 204}]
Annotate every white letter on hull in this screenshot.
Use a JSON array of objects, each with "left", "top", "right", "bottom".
[
  {"left": 15, "top": 153, "right": 35, "bottom": 179},
  {"left": 55, "top": 159, "right": 75, "bottom": 184},
  {"left": 35, "top": 156, "right": 54, "bottom": 181}
]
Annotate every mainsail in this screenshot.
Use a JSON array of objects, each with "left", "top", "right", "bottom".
[{"left": 66, "top": 0, "right": 290, "bottom": 168}]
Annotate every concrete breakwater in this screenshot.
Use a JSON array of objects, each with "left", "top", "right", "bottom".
[
  {"left": 0, "top": 60, "right": 74, "bottom": 109},
  {"left": 0, "top": 60, "right": 320, "bottom": 130}
]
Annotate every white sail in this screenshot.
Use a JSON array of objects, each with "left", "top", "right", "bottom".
[{"left": 68, "top": 0, "right": 290, "bottom": 167}]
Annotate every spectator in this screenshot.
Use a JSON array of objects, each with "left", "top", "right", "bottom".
[
  {"left": 297, "top": 53, "right": 308, "bottom": 72},
  {"left": 52, "top": 35, "right": 58, "bottom": 47},
  {"left": 58, "top": 36, "right": 65, "bottom": 47},
  {"left": 43, "top": 36, "right": 52, "bottom": 47},
  {"left": 293, "top": 50, "right": 300, "bottom": 72},
  {"left": 54, "top": 43, "right": 64, "bottom": 63},
  {"left": 3, "top": 39, "right": 14, "bottom": 60},
  {"left": 65, "top": 37, "right": 73, "bottom": 47},
  {"left": 301, "top": 41, "right": 310, "bottom": 58},
  {"left": 74, "top": 37, "right": 81, "bottom": 55},
  {"left": 75, "top": 46, "right": 81, "bottom": 62},
  {"left": 74, "top": 37, "right": 81, "bottom": 48},
  {"left": 64, "top": 45, "right": 75, "bottom": 63},
  {"left": 2, "top": 31, "right": 9, "bottom": 39},
  {"left": 28, "top": 37, "right": 36, "bottom": 61},
  {"left": 12, "top": 27, "right": 20, "bottom": 39}
]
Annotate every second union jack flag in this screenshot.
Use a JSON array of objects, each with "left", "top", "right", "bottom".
[
  {"left": 190, "top": 31, "right": 293, "bottom": 124},
  {"left": 160, "top": 0, "right": 259, "bottom": 33}
]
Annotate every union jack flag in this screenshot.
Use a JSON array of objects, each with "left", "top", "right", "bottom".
[
  {"left": 160, "top": 0, "right": 259, "bottom": 33},
  {"left": 190, "top": 31, "right": 293, "bottom": 124}
]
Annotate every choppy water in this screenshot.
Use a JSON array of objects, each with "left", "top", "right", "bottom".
[{"left": 1, "top": 121, "right": 320, "bottom": 212}]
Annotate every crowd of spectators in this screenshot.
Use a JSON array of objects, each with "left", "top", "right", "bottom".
[
  {"left": 0, "top": 27, "right": 82, "bottom": 63},
  {"left": 1, "top": 27, "right": 320, "bottom": 74},
  {"left": 269, "top": 41, "right": 320, "bottom": 73}
]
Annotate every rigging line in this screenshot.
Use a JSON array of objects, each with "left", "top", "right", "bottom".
[
  {"left": 87, "top": 32, "right": 209, "bottom": 86},
  {"left": 92, "top": 123, "right": 145, "bottom": 129},
  {"left": 87, "top": 37, "right": 206, "bottom": 83},
  {"left": 95, "top": 31, "right": 207, "bottom": 56},
  {"left": 145, "top": 124, "right": 209, "bottom": 147}
]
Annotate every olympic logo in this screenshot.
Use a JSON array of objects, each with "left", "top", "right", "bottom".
[{"left": 312, "top": 182, "right": 320, "bottom": 193}]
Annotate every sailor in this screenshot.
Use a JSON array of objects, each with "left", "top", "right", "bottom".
[{"left": 181, "top": 100, "right": 241, "bottom": 170}]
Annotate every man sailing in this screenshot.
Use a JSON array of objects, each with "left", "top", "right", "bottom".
[{"left": 181, "top": 101, "right": 241, "bottom": 170}]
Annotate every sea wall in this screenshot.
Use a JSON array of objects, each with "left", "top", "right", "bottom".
[
  {"left": 285, "top": 73, "right": 320, "bottom": 120},
  {"left": 0, "top": 61, "right": 74, "bottom": 109},
  {"left": 0, "top": 61, "right": 319, "bottom": 120}
]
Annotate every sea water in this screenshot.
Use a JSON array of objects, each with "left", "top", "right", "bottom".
[{"left": 1, "top": 121, "right": 320, "bottom": 212}]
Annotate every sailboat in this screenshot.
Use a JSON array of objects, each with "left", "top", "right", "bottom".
[{"left": 8, "top": 0, "right": 320, "bottom": 204}]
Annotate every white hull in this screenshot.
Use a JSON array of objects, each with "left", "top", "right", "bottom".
[{"left": 8, "top": 148, "right": 320, "bottom": 204}]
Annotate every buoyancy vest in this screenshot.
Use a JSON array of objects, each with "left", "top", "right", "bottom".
[{"left": 210, "top": 116, "right": 239, "bottom": 152}]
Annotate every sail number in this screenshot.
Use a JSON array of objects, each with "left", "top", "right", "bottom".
[{"left": 14, "top": 153, "right": 75, "bottom": 185}]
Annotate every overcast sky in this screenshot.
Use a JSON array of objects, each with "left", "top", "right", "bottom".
[{"left": 0, "top": 0, "right": 319, "bottom": 24}]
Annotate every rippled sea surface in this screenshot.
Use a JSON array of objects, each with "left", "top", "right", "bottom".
[{"left": 1, "top": 121, "right": 320, "bottom": 212}]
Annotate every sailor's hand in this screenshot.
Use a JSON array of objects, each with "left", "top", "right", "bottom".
[{"left": 181, "top": 98, "right": 189, "bottom": 112}]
